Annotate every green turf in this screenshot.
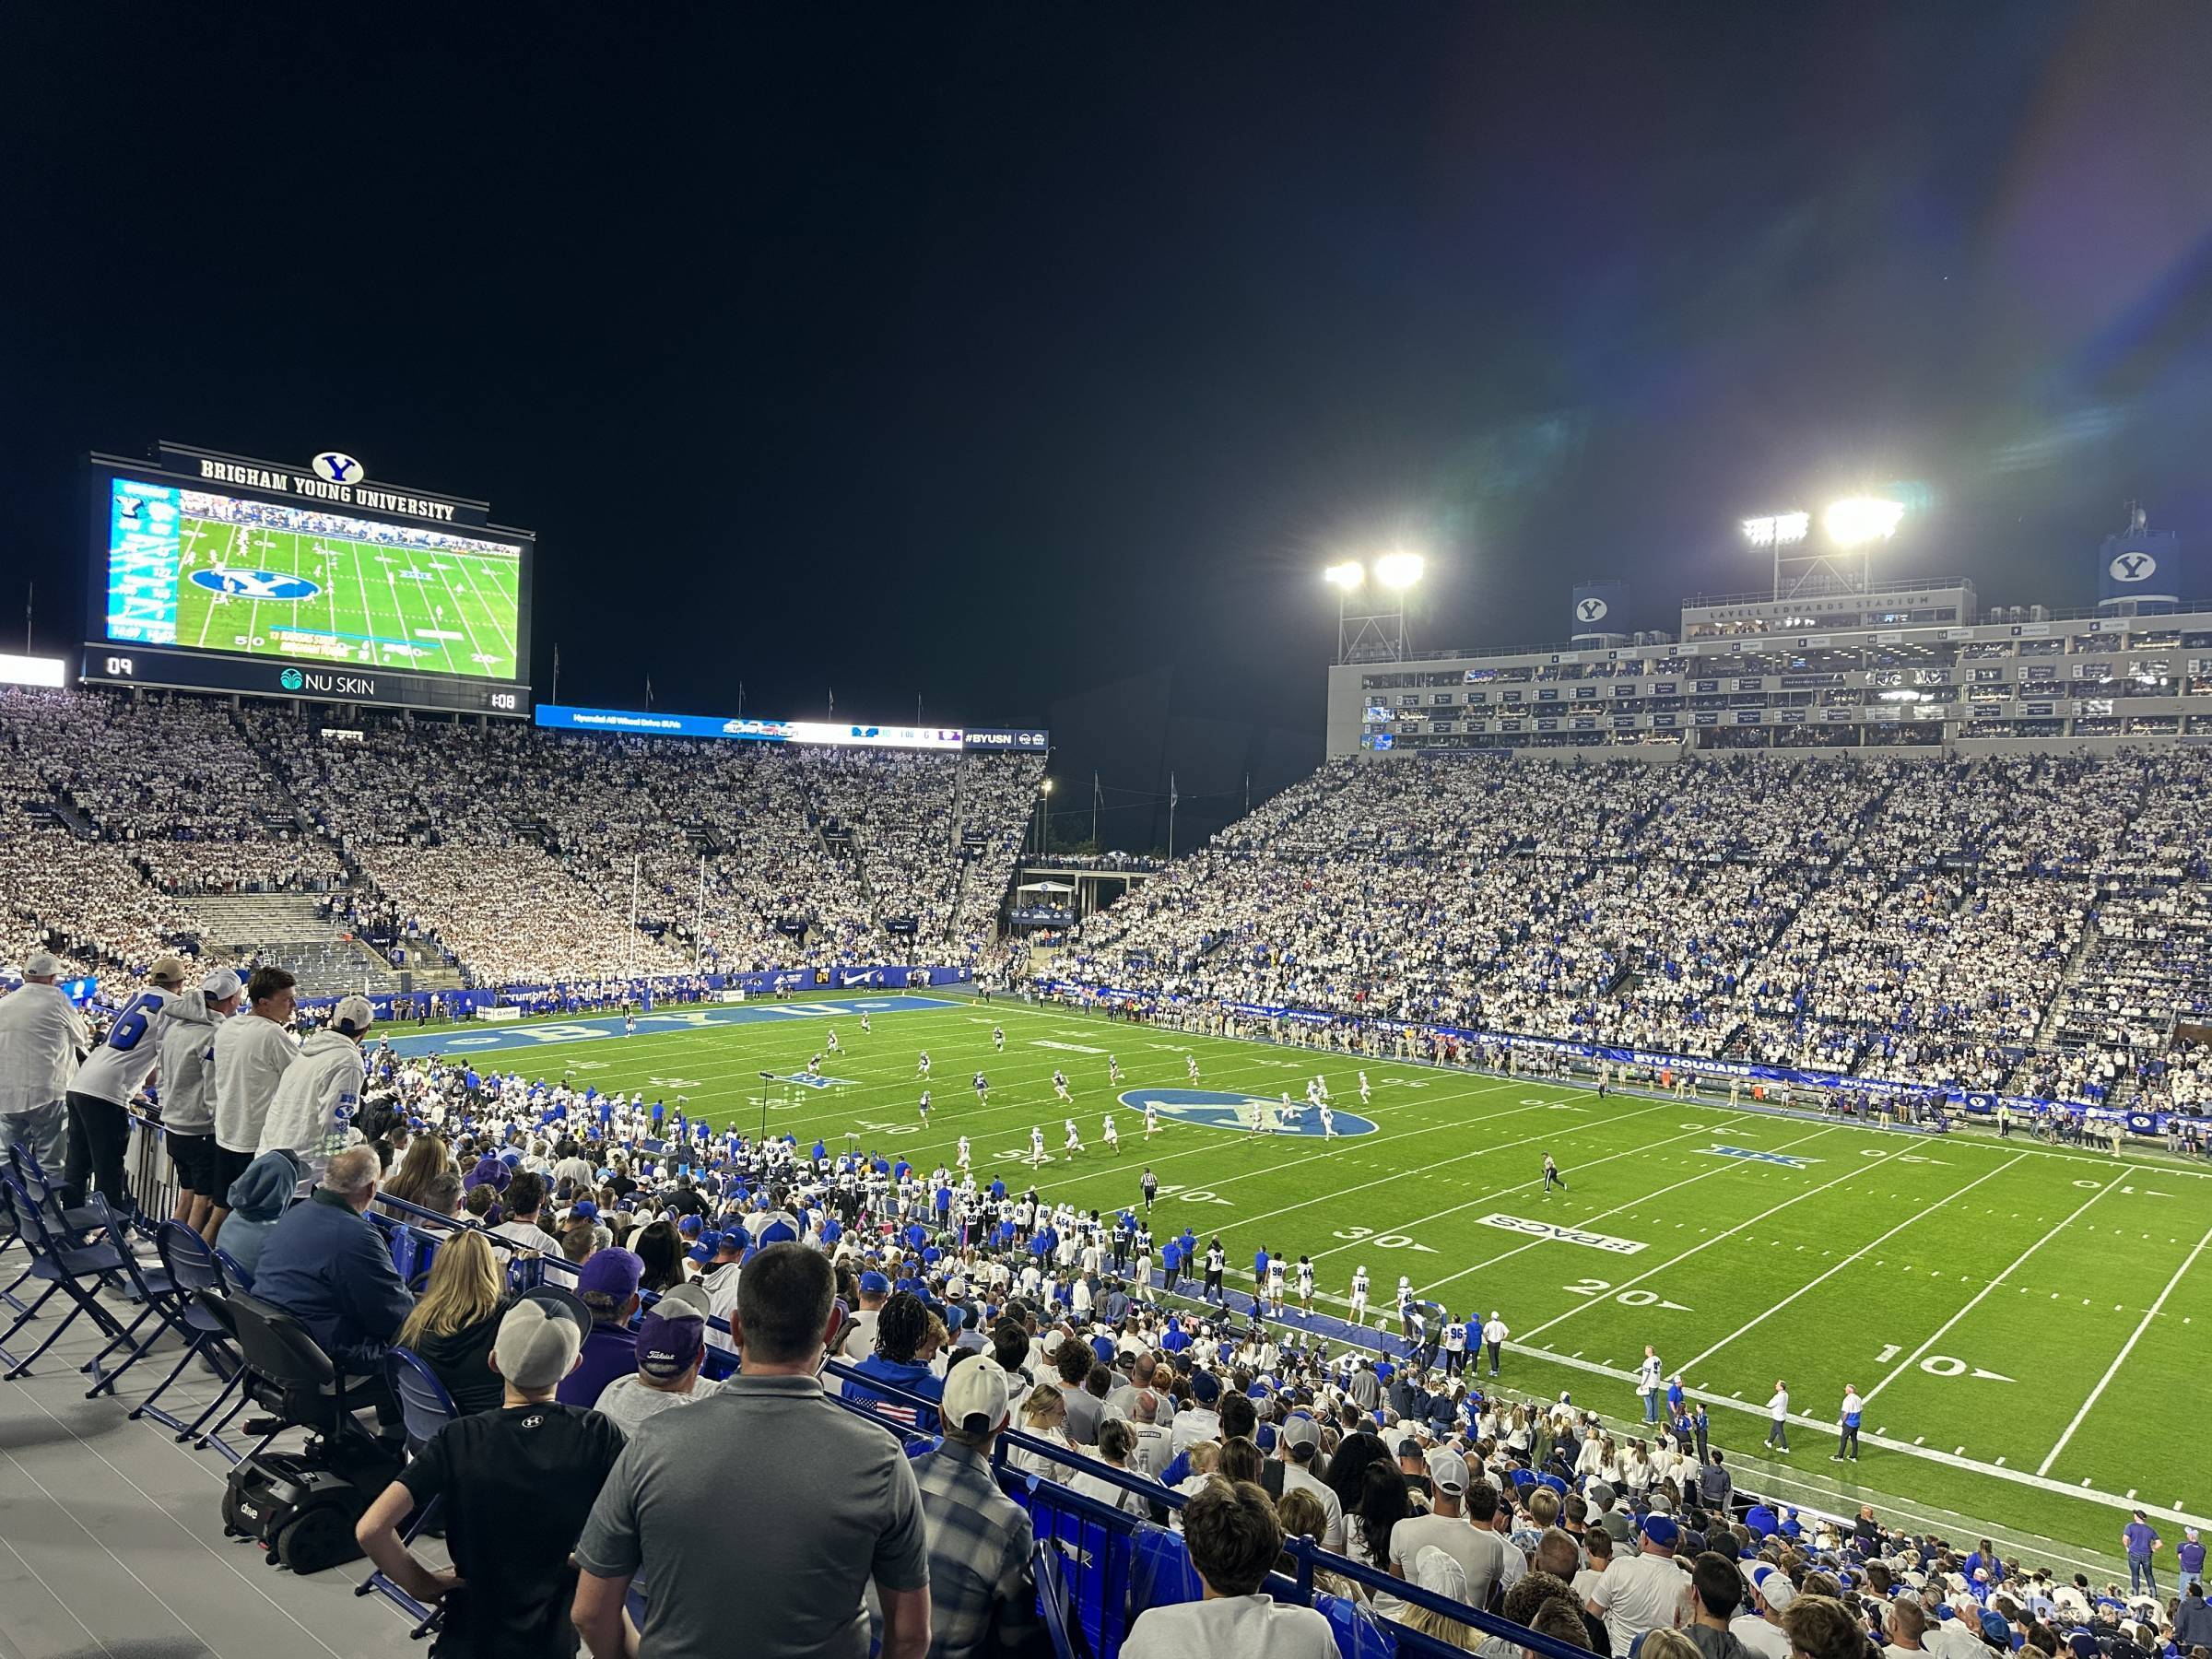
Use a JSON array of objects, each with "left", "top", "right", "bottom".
[
  {"left": 173, "top": 514, "right": 519, "bottom": 678},
  {"left": 459, "top": 994, "right": 2212, "bottom": 1571}
]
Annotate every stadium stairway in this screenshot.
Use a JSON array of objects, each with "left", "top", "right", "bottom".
[{"left": 0, "top": 1268, "right": 423, "bottom": 1659}]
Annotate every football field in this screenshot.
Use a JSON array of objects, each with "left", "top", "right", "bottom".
[
  {"left": 405, "top": 994, "right": 2212, "bottom": 1569},
  {"left": 172, "top": 515, "right": 521, "bottom": 678}
]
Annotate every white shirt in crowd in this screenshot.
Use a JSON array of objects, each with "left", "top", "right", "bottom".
[
  {"left": 1122, "top": 1594, "right": 1335, "bottom": 1659},
  {"left": 214, "top": 1014, "right": 300, "bottom": 1153}
]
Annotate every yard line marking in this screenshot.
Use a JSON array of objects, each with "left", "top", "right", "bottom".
[
  {"left": 1211, "top": 1097, "right": 1692, "bottom": 1238},
  {"left": 2036, "top": 1216, "right": 2212, "bottom": 1476},
  {"left": 1406, "top": 1123, "right": 1841, "bottom": 1294},
  {"left": 1515, "top": 1139, "right": 1912, "bottom": 1340},
  {"left": 1862, "top": 1173, "right": 2127, "bottom": 1405},
  {"left": 1678, "top": 1152, "right": 2030, "bottom": 1371}
]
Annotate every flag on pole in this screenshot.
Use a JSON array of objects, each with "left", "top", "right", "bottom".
[{"left": 1170, "top": 773, "right": 1178, "bottom": 810}]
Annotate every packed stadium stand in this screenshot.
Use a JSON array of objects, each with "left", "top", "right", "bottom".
[
  {"left": 0, "top": 687, "right": 1043, "bottom": 989},
  {"left": 1063, "top": 749, "right": 2212, "bottom": 1110}
]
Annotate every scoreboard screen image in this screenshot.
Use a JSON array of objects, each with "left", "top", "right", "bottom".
[{"left": 99, "top": 475, "right": 524, "bottom": 682}]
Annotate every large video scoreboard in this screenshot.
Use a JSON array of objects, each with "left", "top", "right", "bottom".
[{"left": 82, "top": 441, "right": 533, "bottom": 717}]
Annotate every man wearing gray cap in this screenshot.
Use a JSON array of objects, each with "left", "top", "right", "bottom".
[
  {"left": 1274, "top": 1414, "right": 1345, "bottom": 1549},
  {"left": 256, "top": 993, "right": 374, "bottom": 1190},
  {"left": 1391, "top": 1448, "right": 1509, "bottom": 1613},
  {"left": 65, "top": 955, "right": 191, "bottom": 1208},
  {"left": 0, "top": 951, "right": 89, "bottom": 1171},
  {"left": 157, "top": 967, "right": 243, "bottom": 1238},
  {"left": 356, "top": 1290, "right": 626, "bottom": 1658}
]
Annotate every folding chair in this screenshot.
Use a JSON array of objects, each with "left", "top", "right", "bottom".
[
  {"left": 0, "top": 1168, "right": 32, "bottom": 1314},
  {"left": 82, "top": 1204, "right": 195, "bottom": 1398},
  {"left": 356, "top": 1347, "right": 460, "bottom": 1631},
  {"left": 5, "top": 1142, "right": 105, "bottom": 1245},
  {"left": 178, "top": 1289, "right": 255, "bottom": 1463},
  {"left": 127, "top": 1224, "right": 245, "bottom": 1435},
  {"left": 0, "top": 1182, "right": 131, "bottom": 1380}
]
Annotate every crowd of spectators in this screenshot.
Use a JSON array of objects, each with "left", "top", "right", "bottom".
[
  {"left": 116, "top": 1031, "right": 2206, "bottom": 1659},
  {"left": 0, "top": 688, "right": 1041, "bottom": 992},
  {"left": 1067, "top": 750, "right": 2212, "bottom": 1108}
]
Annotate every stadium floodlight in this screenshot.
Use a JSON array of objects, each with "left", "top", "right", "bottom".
[
  {"left": 1041, "top": 777, "right": 1055, "bottom": 794},
  {"left": 1373, "top": 551, "right": 1426, "bottom": 591},
  {"left": 1824, "top": 496, "right": 1904, "bottom": 547},
  {"left": 1324, "top": 561, "right": 1366, "bottom": 590},
  {"left": 1742, "top": 512, "right": 1810, "bottom": 547}
]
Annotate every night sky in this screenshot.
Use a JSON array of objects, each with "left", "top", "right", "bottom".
[{"left": 5, "top": 7, "right": 2211, "bottom": 849}]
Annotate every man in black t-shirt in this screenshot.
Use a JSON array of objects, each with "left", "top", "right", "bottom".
[{"left": 356, "top": 1291, "right": 627, "bottom": 1659}]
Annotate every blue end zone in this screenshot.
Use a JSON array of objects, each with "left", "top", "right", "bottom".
[
  {"left": 1114, "top": 1087, "right": 1378, "bottom": 1138},
  {"left": 381, "top": 994, "right": 959, "bottom": 1058}
]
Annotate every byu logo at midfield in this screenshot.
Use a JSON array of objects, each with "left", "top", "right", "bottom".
[
  {"left": 2109, "top": 551, "right": 2157, "bottom": 582},
  {"left": 1115, "top": 1087, "right": 1378, "bottom": 1138},
  {"left": 311, "top": 451, "right": 364, "bottom": 484},
  {"left": 1578, "top": 596, "right": 1608, "bottom": 621},
  {"left": 190, "top": 567, "right": 323, "bottom": 602}
]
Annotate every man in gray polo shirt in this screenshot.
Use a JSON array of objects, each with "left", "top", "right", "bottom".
[{"left": 572, "top": 1244, "right": 933, "bottom": 1659}]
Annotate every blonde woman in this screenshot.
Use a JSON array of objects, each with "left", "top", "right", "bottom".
[
  {"left": 1277, "top": 1488, "right": 1365, "bottom": 1606},
  {"left": 1576, "top": 1428, "right": 1611, "bottom": 1481},
  {"left": 1395, "top": 1545, "right": 1479, "bottom": 1650},
  {"left": 1641, "top": 1629, "right": 1701, "bottom": 1659},
  {"left": 394, "top": 1230, "right": 511, "bottom": 1416},
  {"left": 1173, "top": 1441, "right": 1222, "bottom": 1503},
  {"left": 1007, "top": 1382, "right": 1077, "bottom": 1482},
  {"left": 1505, "top": 1406, "right": 1533, "bottom": 1456}
]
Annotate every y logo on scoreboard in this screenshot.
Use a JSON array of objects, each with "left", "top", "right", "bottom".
[
  {"left": 191, "top": 567, "right": 323, "bottom": 602},
  {"left": 1115, "top": 1088, "right": 1378, "bottom": 1138},
  {"left": 311, "top": 451, "right": 364, "bottom": 484}
]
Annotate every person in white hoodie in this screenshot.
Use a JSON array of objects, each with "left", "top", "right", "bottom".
[
  {"left": 0, "top": 952, "right": 91, "bottom": 1170},
  {"left": 256, "top": 994, "right": 374, "bottom": 1191},
  {"left": 156, "top": 967, "right": 242, "bottom": 1238}
]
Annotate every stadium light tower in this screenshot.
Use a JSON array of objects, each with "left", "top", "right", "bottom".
[
  {"left": 1752, "top": 497, "right": 1900, "bottom": 601},
  {"left": 1330, "top": 550, "right": 1423, "bottom": 664},
  {"left": 1035, "top": 776, "right": 1054, "bottom": 858}
]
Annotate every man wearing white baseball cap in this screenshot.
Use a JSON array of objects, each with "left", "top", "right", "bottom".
[
  {"left": 65, "top": 955, "right": 191, "bottom": 1209},
  {"left": 156, "top": 967, "right": 243, "bottom": 1237},
  {"left": 256, "top": 994, "right": 375, "bottom": 1190},
  {"left": 0, "top": 951, "right": 90, "bottom": 1171},
  {"left": 909, "top": 1354, "right": 1040, "bottom": 1658},
  {"left": 1731, "top": 1563, "right": 1795, "bottom": 1659}
]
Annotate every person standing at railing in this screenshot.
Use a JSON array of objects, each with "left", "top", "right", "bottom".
[
  {"left": 154, "top": 967, "right": 242, "bottom": 1239},
  {"left": 64, "top": 954, "right": 190, "bottom": 1210},
  {"left": 209, "top": 966, "right": 300, "bottom": 1237},
  {"left": 256, "top": 994, "right": 375, "bottom": 1192},
  {"left": 0, "top": 951, "right": 89, "bottom": 1174}
]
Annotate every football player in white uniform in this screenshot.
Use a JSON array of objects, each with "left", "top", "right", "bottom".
[{"left": 1101, "top": 1113, "right": 1120, "bottom": 1155}]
